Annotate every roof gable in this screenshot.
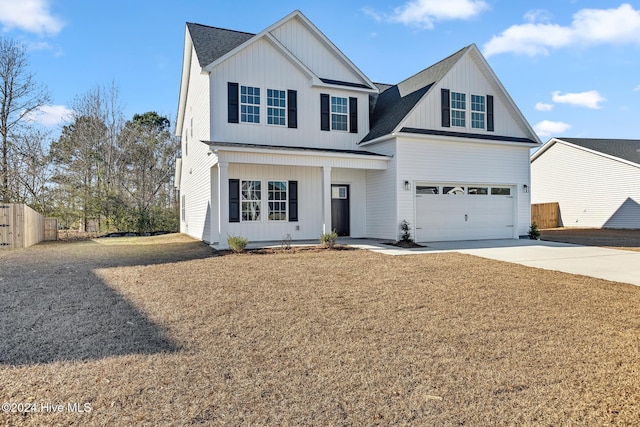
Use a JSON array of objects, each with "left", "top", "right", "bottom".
[
  {"left": 186, "top": 23, "right": 254, "bottom": 68},
  {"left": 365, "top": 44, "right": 540, "bottom": 145},
  {"left": 533, "top": 138, "right": 640, "bottom": 167},
  {"left": 192, "top": 10, "right": 374, "bottom": 91}
]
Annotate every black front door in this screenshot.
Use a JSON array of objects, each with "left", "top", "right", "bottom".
[{"left": 331, "top": 185, "right": 350, "bottom": 236}]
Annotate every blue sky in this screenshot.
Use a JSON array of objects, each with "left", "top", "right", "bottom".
[{"left": 3, "top": 0, "right": 640, "bottom": 141}]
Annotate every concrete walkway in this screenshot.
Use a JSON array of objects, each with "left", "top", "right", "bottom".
[{"left": 343, "top": 238, "right": 640, "bottom": 287}]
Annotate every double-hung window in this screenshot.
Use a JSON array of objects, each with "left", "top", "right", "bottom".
[
  {"left": 331, "top": 96, "right": 348, "bottom": 131},
  {"left": 268, "top": 181, "right": 287, "bottom": 221},
  {"left": 241, "top": 180, "right": 261, "bottom": 221},
  {"left": 451, "top": 92, "right": 466, "bottom": 127},
  {"left": 267, "top": 89, "right": 286, "bottom": 126},
  {"left": 241, "top": 86, "right": 260, "bottom": 123},
  {"left": 471, "top": 95, "right": 485, "bottom": 129}
]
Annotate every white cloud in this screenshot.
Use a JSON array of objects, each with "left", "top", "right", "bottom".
[
  {"left": 366, "top": 0, "right": 489, "bottom": 29},
  {"left": 534, "top": 120, "right": 571, "bottom": 137},
  {"left": 25, "top": 105, "right": 73, "bottom": 126},
  {"left": 535, "top": 102, "right": 554, "bottom": 111},
  {"left": 634, "top": 85, "right": 640, "bottom": 91},
  {"left": 0, "top": 0, "right": 64, "bottom": 35},
  {"left": 483, "top": 4, "right": 640, "bottom": 57},
  {"left": 552, "top": 90, "right": 605, "bottom": 109},
  {"left": 524, "top": 9, "right": 553, "bottom": 23}
]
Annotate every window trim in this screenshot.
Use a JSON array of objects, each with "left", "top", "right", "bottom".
[
  {"left": 240, "top": 85, "right": 261, "bottom": 124},
  {"left": 241, "top": 179, "right": 262, "bottom": 222},
  {"left": 450, "top": 91, "right": 466, "bottom": 128},
  {"left": 330, "top": 96, "right": 348, "bottom": 131},
  {"left": 267, "top": 88, "right": 286, "bottom": 127},
  {"left": 267, "top": 180, "right": 287, "bottom": 221}
]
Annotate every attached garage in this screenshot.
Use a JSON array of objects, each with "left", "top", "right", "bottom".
[{"left": 415, "top": 184, "right": 515, "bottom": 242}]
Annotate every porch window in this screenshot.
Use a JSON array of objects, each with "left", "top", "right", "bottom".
[
  {"left": 268, "top": 181, "right": 287, "bottom": 221},
  {"left": 241, "top": 180, "right": 262, "bottom": 221}
]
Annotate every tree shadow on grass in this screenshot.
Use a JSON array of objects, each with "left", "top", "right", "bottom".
[{"left": 0, "top": 237, "right": 215, "bottom": 366}]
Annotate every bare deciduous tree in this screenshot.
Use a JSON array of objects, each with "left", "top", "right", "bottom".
[{"left": 0, "top": 37, "right": 50, "bottom": 202}]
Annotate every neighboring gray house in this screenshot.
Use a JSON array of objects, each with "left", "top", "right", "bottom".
[
  {"left": 175, "top": 10, "right": 541, "bottom": 248},
  {"left": 531, "top": 138, "right": 640, "bottom": 229}
]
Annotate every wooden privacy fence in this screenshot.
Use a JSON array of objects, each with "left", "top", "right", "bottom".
[
  {"left": 531, "top": 202, "right": 559, "bottom": 229},
  {"left": 0, "top": 204, "right": 57, "bottom": 250}
]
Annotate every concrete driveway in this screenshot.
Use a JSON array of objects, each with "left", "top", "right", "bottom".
[{"left": 344, "top": 238, "right": 640, "bottom": 287}]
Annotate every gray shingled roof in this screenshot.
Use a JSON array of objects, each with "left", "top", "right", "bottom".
[
  {"left": 362, "top": 85, "right": 431, "bottom": 143},
  {"left": 187, "top": 22, "right": 255, "bottom": 67},
  {"left": 361, "top": 46, "right": 470, "bottom": 143},
  {"left": 560, "top": 138, "right": 640, "bottom": 166}
]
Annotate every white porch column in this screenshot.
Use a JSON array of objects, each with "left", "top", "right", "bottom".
[
  {"left": 322, "top": 166, "right": 332, "bottom": 234},
  {"left": 218, "top": 161, "right": 229, "bottom": 249}
]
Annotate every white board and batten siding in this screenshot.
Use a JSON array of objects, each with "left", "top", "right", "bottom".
[
  {"left": 179, "top": 44, "right": 215, "bottom": 242},
  {"left": 223, "top": 164, "right": 367, "bottom": 242},
  {"left": 208, "top": 34, "right": 370, "bottom": 151},
  {"left": 396, "top": 137, "right": 531, "bottom": 240},
  {"left": 365, "top": 140, "right": 398, "bottom": 240},
  {"left": 402, "top": 52, "right": 532, "bottom": 141},
  {"left": 531, "top": 142, "right": 640, "bottom": 228}
]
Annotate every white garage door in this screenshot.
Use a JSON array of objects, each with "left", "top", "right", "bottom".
[{"left": 415, "top": 184, "right": 515, "bottom": 242}]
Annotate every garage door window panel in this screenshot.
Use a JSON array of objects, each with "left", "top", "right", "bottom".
[{"left": 491, "top": 187, "right": 511, "bottom": 196}]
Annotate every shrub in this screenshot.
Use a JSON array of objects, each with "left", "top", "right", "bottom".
[
  {"left": 400, "top": 219, "right": 413, "bottom": 243},
  {"left": 528, "top": 223, "right": 540, "bottom": 240},
  {"left": 227, "top": 234, "right": 249, "bottom": 253},
  {"left": 320, "top": 230, "right": 338, "bottom": 248}
]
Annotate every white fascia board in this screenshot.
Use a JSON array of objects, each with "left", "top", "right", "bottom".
[
  {"left": 176, "top": 27, "right": 193, "bottom": 136},
  {"left": 263, "top": 33, "right": 317, "bottom": 81},
  {"left": 399, "top": 132, "right": 539, "bottom": 148},
  {"left": 529, "top": 137, "right": 558, "bottom": 162},
  {"left": 358, "top": 134, "right": 396, "bottom": 147},
  {"left": 205, "top": 143, "right": 390, "bottom": 169},
  {"left": 311, "top": 81, "right": 378, "bottom": 94}
]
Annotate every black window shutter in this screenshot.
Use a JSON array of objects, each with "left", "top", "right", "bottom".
[
  {"left": 228, "top": 82, "right": 239, "bottom": 124},
  {"left": 287, "top": 90, "right": 297, "bottom": 128},
  {"left": 229, "top": 179, "right": 240, "bottom": 222},
  {"left": 349, "top": 97, "right": 358, "bottom": 133},
  {"left": 320, "top": 94, "right": 330, "bottom": 131},
  {"left": 288, "top": 180, "right": 298, "bottom": 222},
  {"left": 487, "top": 95, "right": 494, "bottom": 132},
  {"left": 441, "top": 89, "right": 450, "bottom": 127}
]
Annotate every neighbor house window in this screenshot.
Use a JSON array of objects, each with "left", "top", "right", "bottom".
[
  {"left": 267, "top": 89, "right": 286, "bottom": 126},
  {"left": 241, "top": 180, "right": 262, "bottom": 221},
  {"left": 241, "top": 86, "right": 260, "bottom": 123},
  {"left": 451, "top": 92, "right": 466, "bottom": 127},
  {"left": 331, "top": 96, "right": 348, "bottom": 131},
  {"left": 268, "top": 181, "right": 287, "bottom": 221},
  {"left": 471, "top": 95, "right": 485, "bottom": 129}
]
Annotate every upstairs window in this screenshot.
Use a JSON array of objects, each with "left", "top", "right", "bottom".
[
  {"left": 471, "top": 95, "right": 485, "bottom": 129},
  {"left": 240, "top": 86, "right": 260, "bottom": 123},
  {"left": 331, "top": 96, "right": 348, "bottom": 131},
  {"left": 267, "top": 89, "right": 286, "bottom": 126},
  {"left": 450, "top": 92, "right": 466, "bottom": 127}
]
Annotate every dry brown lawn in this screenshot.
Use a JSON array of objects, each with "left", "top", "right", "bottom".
[
  {"left": 540, "top": 228, "right": 640, "bottom": 252},
  {"left": 1, "top": 234, "right": 639, "bottom": 426}
]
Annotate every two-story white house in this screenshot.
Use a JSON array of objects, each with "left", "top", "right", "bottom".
[{"left": 175, "top": 10, "right": 540, "bottom": 248}]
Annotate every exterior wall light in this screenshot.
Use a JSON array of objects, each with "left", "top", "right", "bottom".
[
  {"left": 523, "top": 184, "right": 529, "bottom": 193},
  {"left": 404, "top": 180, "right": 411, "bottom": 191}
]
